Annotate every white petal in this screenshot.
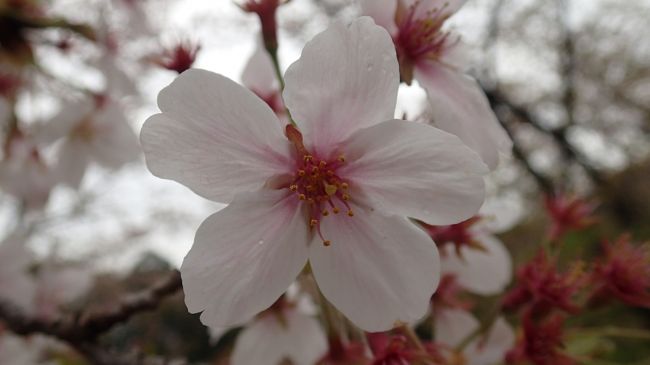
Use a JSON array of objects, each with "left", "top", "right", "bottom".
[
  {"left": 440, "top": 233, "right": 512, "bottom": 296},
  {"left": 89, "top": 102, "right": 140, "bottom": 168},
  {"left": 0, "top": 232, "right": 36, "bottom": 310},
  {"left": 340, "top": 119, "right": 487, "bottom": 225},
  {"left": 464, "top": 317, "right": 515, "bottom": 365},
  {"left": 435, "top": 308, "right": 479, "bottom": 348},
  {"left": 36, "top": 99, "right": 93, "bottom": 146},
  {"left": 181, "top": 189, "right": 310, "bottom": 328},
  {"left": 479, "top": 196, "right": 524, "bottom": 233},
  {"left": 232, "top": 310, "right": 327, "bottom": 365},
  {"left": 359, "top": 0, "right": 398, "bottom": 35},
  {"left": 241, "top": 44, "right": 279, "bottom": 97},
  {"left": 416, "top": 63, "right": 512, "bottom": 170},
  {"left": 141, "top": 69, "right": 292, "bottom": 203},
  {"left": 283, "top": 17, "right": 399, "bottom": 155},
  {"left": 55, "top": 139, "right": 89, "bottom": 189},
  {"left": 309, "top": 203, "right": 440, "bottom": 332}
]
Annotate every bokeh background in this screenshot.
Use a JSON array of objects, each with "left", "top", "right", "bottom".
[{"left": 0, "top": 0, "right": 649, "bottom": 364}]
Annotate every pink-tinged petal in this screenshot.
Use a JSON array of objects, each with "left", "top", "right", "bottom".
[
  {"left": 232, "top": 309, "right": 327, "bottom": 365},
  {"left": 340, "top": 120, "right": 487, "bottom": 226},
  {"left": 403, "top": 0, "right": 467, "bottom": 18},
  {"left": 416, "top": 62, "right": 512, "bottom": 170},
  {"left": 241, "top": 44, "right": 279, "bottom": 97},
  {"left": 359, "top": 0, "right": 398, "bottom": 35},
  {"left": 309, "top": 203, "right": 440, "bottom": 332},
  {"left": 181, "top": 189, "right": 310, "bottom": 328},
  {"left": 89, "top": 103, "right": 140, "bottom": 169},
  {"left": 141, "top": 69, "right": 292, "bottom": 204},
  {"left": 435, "top": 308, "right": 479, "bottom": 348},
  {"left": 440, "top": 233, "right": 512, "bottom": 295},
  {"left": 464, "top": 317, "right": 515, "bottom": 365},
  {"left": 283, "top": 17, "right": 399, "bottom": 155}
]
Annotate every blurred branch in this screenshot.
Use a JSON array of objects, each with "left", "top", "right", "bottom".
[
  {"left": 489, "top": 100, "right": 555, "bottom": 194},
  {"left": 0, "top": 269, "right": 182, "bottom": 363},
  {"left": 486, "top": 88, "right": 605, "bottom": 186}
]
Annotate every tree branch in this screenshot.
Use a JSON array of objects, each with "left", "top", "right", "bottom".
[{"left": 0, "top": 269, "right": 182, "bottom": 361}]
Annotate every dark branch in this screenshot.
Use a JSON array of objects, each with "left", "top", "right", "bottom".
[
  {"left": 485, "top": 88, "right": 605, "bottom": 186},
  {"left": 0, "top": 269, "right": 182, "bottom": 357}
]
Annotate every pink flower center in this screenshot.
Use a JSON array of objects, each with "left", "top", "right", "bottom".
[
  {"left": 394, "top": 1, "right": 456, "bottom": 65},
  {"left": 285, "top": 124, "right": 354, "bottom": 246}
]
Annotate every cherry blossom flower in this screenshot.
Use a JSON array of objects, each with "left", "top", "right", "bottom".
[
  {"left": 0, "top": 129, "right": 54, "bottom": 210},
  {"left": 590, "top": 236, "right": 650, "bottom": 308},
  {"left": 141, "top": 17, "right": 488, "bottom": 331},
  {"left": 239, "top": 0, "right": 287, "bottom": 50},
  {"left": 436, "top": 308, "right": 515, "bottom": 365},
  {"left": 506, "top": 314, "right": 575, "bottom": 365},
  {"left": 0, "top": 231, "right": 36, "bottom": 309},
  {"left": 360, "top": 0, "right": 512, "bottom": 170},
  {"left": 544, "top": 193, "right": 596, "bottom": 241},
  {"left": 151, "top": 40, "right": 200, "bottom": 74},
  {"left": 230, "top": 299, "right": 327, "bottom": 365},
  {"left": 422, "top": 215, "right": 512, "bottom": 296},
  {"left": 502, "top": 251, "right": 585, "bottom": 318},
  {"left": 45, "top": 95, "right": 140, "bottom": 189},
  {"left": 241, "top": 44, "right": 286, "bottom": 121}
]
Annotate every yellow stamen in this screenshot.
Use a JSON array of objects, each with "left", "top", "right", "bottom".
[
  {"left": 324, "top": 183, "right": 338, "bottom": 196},
  {"left": 347, "top": 210, "right": 354, "bottom": 217}
]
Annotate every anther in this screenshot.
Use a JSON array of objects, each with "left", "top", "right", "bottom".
[
  {"left": 322, "top": 209, "right": 329, "bottom": 216},
  {"left": 347, "top": 210, "right": 354, "bottom": 217},
  {"left": 342, "top": 194, "right": 350, "bottom": 201},
  {"left": 298, "top": 194, "right": 306, "bottom": 200},
  {"left": 332, "top": 207, "right": 340, "bottom": 214},
  {"left": 310, "top": 219, "right": 318, "bottom": 227},
  {"left": 340, "top": 182, "right": 349, "bottom": 190},
  {"left": 337, "top": 155, "right": 346, "bottom": 163},
  {"left": 297, "top": 170, "right": 306, "bottom": 177},
  {"left": 319, "top": 161, "right": 327, "bottom": 168},
  {"left": 303, "top": 155, "right": 313, "bottom": 162},
  {"left": 323, "top": 240, "right": 331, "bottom": 247},
  {"left": 326, "top": 170, "right": 335, "bottom": 176},
  {"left": 289, "top": 184, "right": 298, "bottom": 192}
]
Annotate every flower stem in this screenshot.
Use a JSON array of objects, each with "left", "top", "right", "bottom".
[
  {"left": 400, "top": 324, "right": 426, "bottom": 351},
  {"left": 264, "top": 43, "right": 297, "bottom": 127}
]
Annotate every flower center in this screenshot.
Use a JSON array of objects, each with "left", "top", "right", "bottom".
[
  {"left": 393, "top": 0, "right": 457, "bottom": 82},
  {"left": 285, "top": 124, "right": 353, "bottom": 246}
]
